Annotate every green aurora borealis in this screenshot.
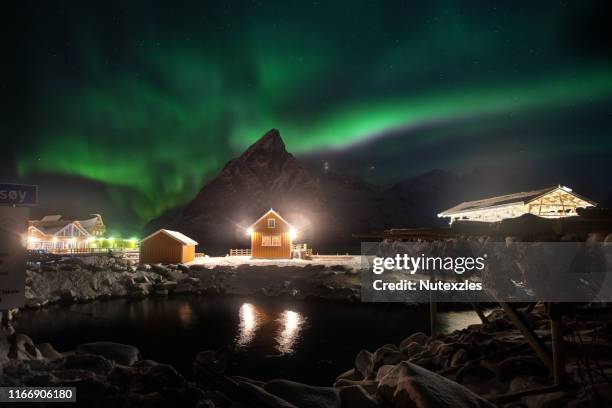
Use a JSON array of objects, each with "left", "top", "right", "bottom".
[{"left": 10, "top": 1, "right": 612, "bottom": 223}]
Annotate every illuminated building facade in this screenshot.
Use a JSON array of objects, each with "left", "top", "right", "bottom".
[{"left": 438, "top": 185, "right": 596, "bottom": 225}]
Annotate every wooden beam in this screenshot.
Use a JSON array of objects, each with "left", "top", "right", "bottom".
[
  {"left": 499, "top": 302, "right": 553, "bottom": 371},
  {"left": 471, "top": 302, "right": 488, "bottom": 324},
  {"left": 549, "top": 303, "right": 566, "bottom": 385}
]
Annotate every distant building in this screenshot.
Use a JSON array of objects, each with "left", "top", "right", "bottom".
[
  {"left": 247, "top": 209, "right": 296, "bottom": 259},
  {"left": 27, "top": 214, "right": 106, "bottom": 251},
  {"left": 438, "top": 185, "right": 596, "bottom": 224},
  {"left": 139, "top": 229, "right": 198, "bottom": 264}
]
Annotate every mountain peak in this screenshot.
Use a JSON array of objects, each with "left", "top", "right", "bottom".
[{"left": 243, "top": 129, "right": 287, "bottom": 158}]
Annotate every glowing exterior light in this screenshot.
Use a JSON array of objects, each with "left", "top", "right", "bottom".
[
  {"left": 289, "top": 227, "right": 297, "bottom": 240},
  {"left": 246, "top": 227, "right": 253, "bottom": 236}
]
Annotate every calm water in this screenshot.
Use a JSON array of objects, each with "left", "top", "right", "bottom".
[{"left": 13, "top": 296, "right": 480, "bottom": 385}]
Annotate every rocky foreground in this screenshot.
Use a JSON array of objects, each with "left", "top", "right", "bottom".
[
  {"left": 2, "top": 301, "right": 612, "bottom": 407},
  {"left": 23, "top": 254, "right": 360, "bottom": 309}
]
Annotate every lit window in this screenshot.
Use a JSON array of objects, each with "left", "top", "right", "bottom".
[
  {"left": 262, "top": 235, "right": 281, "bottom": 246},
  {"left": 267, "top": 219, "right": 275, "bottom": 228}
]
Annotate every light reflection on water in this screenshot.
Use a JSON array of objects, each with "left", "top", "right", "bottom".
[
  {"left": 234, "top": 303, "right": 306, "bottom": 355},
  {"left": 275, "top": 310, "right": 305, "bottom": 355},
  {"left": 235, "top": 303, "right": 263, "bottom": 348}
]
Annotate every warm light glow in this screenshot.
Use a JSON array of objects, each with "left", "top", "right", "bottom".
[
  {"left": 235, "top": 303, "right": 261, "bottom": 348},
  {"left": 178, "top": 303, "right": 193, "bottom": 327},
  {"left": 68, "top": 238, "right": 76, "bottom": 244},
  {"left": 246, "top": 227, "right": 253, "bottom": 236},
  {"left": 289, "top": 227, "right": 298, "bottom": 240},
  {"left": 275, "top": 310, "right": 305, "bottom": 354},
  {"left": 52, "top": 237, "right": 58, "bottom": 243}
]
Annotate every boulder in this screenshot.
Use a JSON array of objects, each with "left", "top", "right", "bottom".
[
  {"left": 339, "top": 385, "right": 386, "bottom": 408},
  {"left": 263, "top": 379, "right": 341, "bottom": 408},
  {"left": 238, "top": 381, "right": 297, "bottom": 408},
  {"left": 55, "top": 353, "right": 115, "bottom": 376},
  {"left": 355, "top": 350, "right": 374, "bottom": 379},
  {"left": 497, "top": 355, "right": 548, "bottom": 381},
  {"left": 456, "top": 361, "right": 496, "bottom": 384},
  {"left": 522, "top": 391, "right": 572, "bottom": 408},
  {"left": 76, "top": 342, "right": 140, "bottom": 366},
  {"left": 400, "top": 341, "right": 424, "bottom": 357},
  {"left": 334, "top": 379, "right": 378, "bottom": 395},
  {"left": 400, "top": 332, "right": 428, "bottom": 349},
  {"left": 377, "top": 361, "right": 494, "bottom": 408},
  {"left": 372, "top": 344, "right": 403, "bottom": 370},
  {"left": 8, "top": 334, "right": 42, "bottom": 360},
  {"left": 335, "top": 368, "right": 357, "bottom": 383},
  {"left": 450, "top": 348, "right": 469, "bottom": 367},
  {"left": 37, "top": 343, "right": 63, "bottom": 360}
]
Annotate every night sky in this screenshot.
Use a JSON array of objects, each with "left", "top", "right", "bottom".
[{"left": 4, "top": 1, "right": 612, "bottom": 232}]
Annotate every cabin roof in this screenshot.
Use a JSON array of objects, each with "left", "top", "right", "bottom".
[
  {"left": 29, "top": 220, "right": 75, "bottom": 235},
  {"left": 141, "top": 229, "right": 198, "bottom": 245},
  {"left": 438, "top": 186, "right": 596, "bottom": 217},
  {"left": 248, "top": 208, "right": 292, "bottom": 229}
]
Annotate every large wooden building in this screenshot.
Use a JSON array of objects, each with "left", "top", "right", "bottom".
[
  {"left": 247, "top": 209, "right": 296, "bottom": 259},
  {"left": 438, "top": 185, "right": 596, "bottom": 224},
  {"left": 140, "top": 229, "right": 198, "bottom": 264},
  {"left": 27, "top": 214, "right": 106, "bottom": 252}
]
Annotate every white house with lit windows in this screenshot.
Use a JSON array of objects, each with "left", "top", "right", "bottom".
[
  {"left": 438, "top": 185, "right": 596, "bottom": 224},
  {"left": 27, "top": 214, "right": 106, "bottom": 252}
]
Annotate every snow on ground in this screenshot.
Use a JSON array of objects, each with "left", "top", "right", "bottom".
[{"left": 189, "top": 255, "right": 363, "bottom": 270}]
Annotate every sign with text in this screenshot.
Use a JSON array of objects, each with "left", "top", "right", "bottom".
[
  {"left": 0, "top": 183, "right": 38, "bottom": 206},
  {"left": 0, "top": 207, "right": 28, "bottom": 309}
]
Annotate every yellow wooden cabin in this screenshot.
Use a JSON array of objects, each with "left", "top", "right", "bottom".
[
  {"left": 247, "top": 209, "right": 296, "bottom": 259},
  {"left": 140, "top": 229, "right": 198, "bottom": 264}
]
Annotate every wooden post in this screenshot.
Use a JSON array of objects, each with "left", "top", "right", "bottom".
[
  {"left": 549, "top": 303, "right": 565, "bottom": 385},
  {"left": 430, "top": 298, "right": 437, "bottom": 338},
  {"left": 471, "top": 302, "right": 488, "bottom": 324},
  {"left": 500, "top": 302, "right": 553, "bottom": 371}
]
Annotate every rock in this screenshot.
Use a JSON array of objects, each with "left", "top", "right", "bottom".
[
  {"left": 151, "top": 264, "right": 169, "bottom": 275},
  {"left": 238, "top": 381, "right": 297, "bottom": 408},
  {"left": 378, "top": 361, "right": 494, "bottom": 408},
  {"left": 355, "top": 350, "right": 374, "bottom": 379},
  {"left": 509, "top": 375, "right": 549, "bottom": 393},
  {"left": 55, "top": 353, "right": 115, "bottom": 376},
  {"left": 498, "top": 355, "right": 548, "bottom": 381},
  {"left": 376, "top": 365, "right": 394, "bottom": 381},
  {"left": 335, "top": 368, "right": 357, "bottom": 383},
  {"left": 178, "top": 264, "right": 190, "bottom": 273},
  {"left": 334, "top": 379, "right": 379, "bottom": 395},
  {"left": 154, "top": 281, "right": 178, "bottom": 291},
  {"left": 456, "top": 361, "right": 496, "bottom": 384},
  {"left": 400, "top": 332, "right": 428, "bottom": 349},
  {"left": 263, "top": 379, "right": 341, "bottom": 408},
  {"left": 8, "top": 334, "right": 42, "bottom": 360},
  {"left": 400, "top": 341, "right": 424, "bottom": 357},
  {"left": 154, "top": 289, "right": 169, "bottom": 296},
  {"left": 37, "top": 343, "right": 63, "bottom": 360},
  {"left": 76, "top": 342, "right": 140, "bottom": 366},
  {"left": 339, "top": 385, "right": 386, "bottom": 408},
  {"left": 426, "top": 340, "right": 443, "bottom": 354},
  {"left": 372, "top": 344, "right": 402, "bottom": 370},
  {"left": 450, "top": 348, "right": 469, "bottom": 366},
  {"left": 522, "top": 391, "right": 572, "bottom": 408},
  {"left": 109, "top": 362, "right": 205, "bottom": 407}
]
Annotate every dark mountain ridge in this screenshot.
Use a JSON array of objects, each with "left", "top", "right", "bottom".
[
  {"left": 146, "top": 129, "right": 610, "bottom": 255},
  {"left": 146, "top": 129, "right": 417, "bottom": 254}
]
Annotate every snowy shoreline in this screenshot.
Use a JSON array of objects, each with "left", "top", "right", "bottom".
[{"left": 23, "top": 254, "right": 364, "bottom": 309}]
